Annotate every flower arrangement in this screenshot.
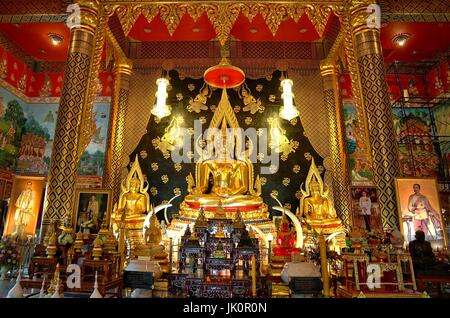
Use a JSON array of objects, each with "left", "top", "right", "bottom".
[
  {"left": 0, "top": 237, "right": 20, "bottom": 269},
  {"left": 365, "top": 230, "right": 383, "bottom": 245}
]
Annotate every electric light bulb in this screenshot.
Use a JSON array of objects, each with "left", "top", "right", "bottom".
[
  {"left": 151, "top": 77, "right": 171, "bottom": 119},
  {"left": 279, "top": 78, "right": 299, "bottom": 121}
]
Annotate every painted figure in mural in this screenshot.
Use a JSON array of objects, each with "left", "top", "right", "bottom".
[
  {"left": 407, "top": 183, "right": 442, "bottom": 238},
  {"left": 407, "top": 79, "right": 419, "bottom": 98},
  {"left": 12, "top": 181, "right": 34, "bottom": 238},
  {"left": 359, "top": 190, "right": 372, "bottom": 232},
  {"left": 43, "top": 110, "right": 54, "bottom": 123},
  {"left": 86, "top": 195, "right": 100, "bottom": 229}
]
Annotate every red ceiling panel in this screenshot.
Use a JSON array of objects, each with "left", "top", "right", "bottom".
[
  {"left": 380, "top": 22, "right": 450, "bottom": 63},
  {"left": 0, "top": 22, "right": 70, "bottom": 62},
  {"left": 230, "top": 13, "right": 320, "bottom": 42},
  {"left": 128, "top": 12, "right": 216, "bottom": 42}
]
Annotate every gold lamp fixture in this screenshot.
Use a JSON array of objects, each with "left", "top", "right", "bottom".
[
  {"left": 279, "top": 72, "right": 299, "bottom": 121},
  {"left": 151, "top": 72, "right": 171, "bottom": 120},
  {"left": 392, "top": 33, "right": 410, "bottom": 47}
]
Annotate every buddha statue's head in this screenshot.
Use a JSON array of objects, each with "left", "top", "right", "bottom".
[
  {"left": 129, "top": 176, "right": 140, "bottom": 193},
  {"left": 309, "top": 181, "right": 321, "bottom": 196}
]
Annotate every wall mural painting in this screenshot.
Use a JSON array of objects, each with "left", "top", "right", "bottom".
[
  {"left": 433, "top": 103, "right": 450, "bottom": 180},
  {"left": 0, "top": 87, "right": 27, "bottom": 172},
  {"left": 392, "top": 108, "right": 439, "bottom": 177},
  {"left": 342, "top": 98, "right": 372, "bottom": 182},
  {"left": 78, "top": 103, "right": 110, "bottom": 176},
  {"left": 129, "top": 70, "right": 324, "bottom": 218},
  {"left": 17, "top": 103, "right": 57, "bottom": 174}
]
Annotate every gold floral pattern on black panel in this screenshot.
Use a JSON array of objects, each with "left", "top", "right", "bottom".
[{"left": 129, "top": 70, "right": 325, "bottom": 218}]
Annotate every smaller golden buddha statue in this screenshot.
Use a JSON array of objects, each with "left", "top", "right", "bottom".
[
  {"left": 144, "top": 213, "right": 162, "bottom": 247},
  {"left": 111, "top": 155, "right": 150, "bottom": 258},
  {"left": 298, "top": 159, "right": 344, "bottom": 238},
  {"left": 215, "top": 223, "right": 226, "bottom": 239}
]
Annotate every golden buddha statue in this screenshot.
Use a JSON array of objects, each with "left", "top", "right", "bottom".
[
  {"left": 111, "top": 155, "right": 150, "bottom": 257},
  {"left": 298, "top": 158, "right": 344, "bottom": 238},
  {"left": 184, "top": 117, "right": 263, "bottom": 210},
  {"left": 144, "top": 213, "right": 162, "bottom": 247}
]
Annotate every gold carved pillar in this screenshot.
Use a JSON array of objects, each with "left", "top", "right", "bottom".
[
  {"left": 103, "top": 59, "right": 133, "bottom": 206},
  {"left": 351, "top": 4, "right": 400, "bottom": 229},
  {"left": 320, "top": 59, "right": 352, "bottom": 229},
  {"left": 45, "top": 0, "right": 101, "bottom": 222}
]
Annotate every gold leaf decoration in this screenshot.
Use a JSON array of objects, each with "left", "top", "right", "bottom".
[
  {"left": 304, "top": 152, "right": 312, "bottom": 161},
  {"left": 260, "top": 177, "right": 267, "bottom": 186},
  {"left": 282, "top": 178, "right": 290, "bottom": 186},
  {"left": 115, "top": 5, "right": 144, "bottom": 36},
  {"left": 269, "top": 164, "right": 278, "bottom": 174},
  {"left": 151, "top": 162, "right": 159, "bottom": 171},
  {"left": 293, "top": 165, "right": 301, "bottom": 174},
  {"left": 161, "top": 175, "right": 169, "bottom": 184},
  {"left": 159, "top": 4, "right": 186, "bottom": 36},
  {"left": 271, "top": 189, "right": 279, "bottom": 197},
  {"left": 295, "top": 190, "right": 302, "bottom": 200},
  {"left": 140, "top": 150, "right": 148, "bottom": 159},
  {"left": 204, "top": 3, "right": 242, "bottom": 46},
  {"left": 245, "top": 117, "right": 253, "bottom": 125},
  {"left": 174, "top": 163, "right": 182, "bottom": 172},
  {"left": 304, "top": 4, "right": 333, "bottom": 37},
  {"left": 284, "top": 203, "right": 292, "bottom": 210},
  {"left": 150, "top": 187, "right": 158, "bottom": 196},
  {"left": 174, "top": 188, "right": 181, "bottom": 196}
]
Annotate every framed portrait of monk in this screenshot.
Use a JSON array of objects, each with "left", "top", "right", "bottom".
[
  {"left": 73, "top": 188, "right": 112, "bottom": 236},
  {"left": 395, "top": 178, "right": 447, "bottom": 250},
  {"left": 349, "top": 186, "right": 382, "bottom": 233}
]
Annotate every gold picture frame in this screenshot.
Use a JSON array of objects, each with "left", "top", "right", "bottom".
[
  {"left": 3, "top": 175, "right": 46, "bottom": 238},
  {"left": 73, "top": 188, "right": 112, "bottom": 236},
  {"left": 394, "top": 177, "right": 448, "bottom": 250}
]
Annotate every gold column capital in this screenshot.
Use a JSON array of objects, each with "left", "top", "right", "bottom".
[
  {"left": 114, "top": 58, "right": 133, "bottom": 77},
  {"left": 319, "top": 59, "right": 339, "bottom": 78},
  {"left": 71, "top": 0, "right": 101, "bottom": 35},
  {"left": 350, "top": 1, "right": 380, "bottom": 36}
]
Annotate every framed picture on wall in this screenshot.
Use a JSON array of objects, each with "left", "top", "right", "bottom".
[
  {"left": 3, "top": 176, "right": 46, "bottom": 238},
  {"left": 395, "top": 177, "right": 447, "bottom": 250},
  {"left": 73, "top": 188, "right": 112, "bottom": 235},
  {"left": 350, "top": 186, "right": 383, "bottom": 233}
]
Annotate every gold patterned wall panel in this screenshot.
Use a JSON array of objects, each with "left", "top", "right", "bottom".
[
  {"left": 323, "top": 88, "right": 351, "bottom": 229},
  {"left": 104, "top": 82, "right": 130, "bottom": 206},
  {"left": 357, "top": 53, "right": 400, "bottom": 229},
  {"left": 123, "top": 68, "right": 161, "bottom": 169},
  {"left": 291, "top": 68, "right": 334, "bottom": 200}
]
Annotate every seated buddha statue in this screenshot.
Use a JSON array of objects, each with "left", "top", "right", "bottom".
[
  {"left": 185, "top": 122, "right": 262, "bottom": 210},
  {"left": 302, "top": 180, "right": 337, "bottom": 220},
  {"left": 298, "top": 159, "right": 344, "bottom": 237},
  {"left": 111, "top": 156, "right": 150, "bottom": 254}
]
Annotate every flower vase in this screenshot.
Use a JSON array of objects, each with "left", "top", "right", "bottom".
[{"left": 0, "top": 267, "right": 8, "bottom": 280}]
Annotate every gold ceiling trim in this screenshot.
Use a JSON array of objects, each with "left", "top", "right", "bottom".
[{"left": 109, "top": 2, "right": 343, "bottom": 43}]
